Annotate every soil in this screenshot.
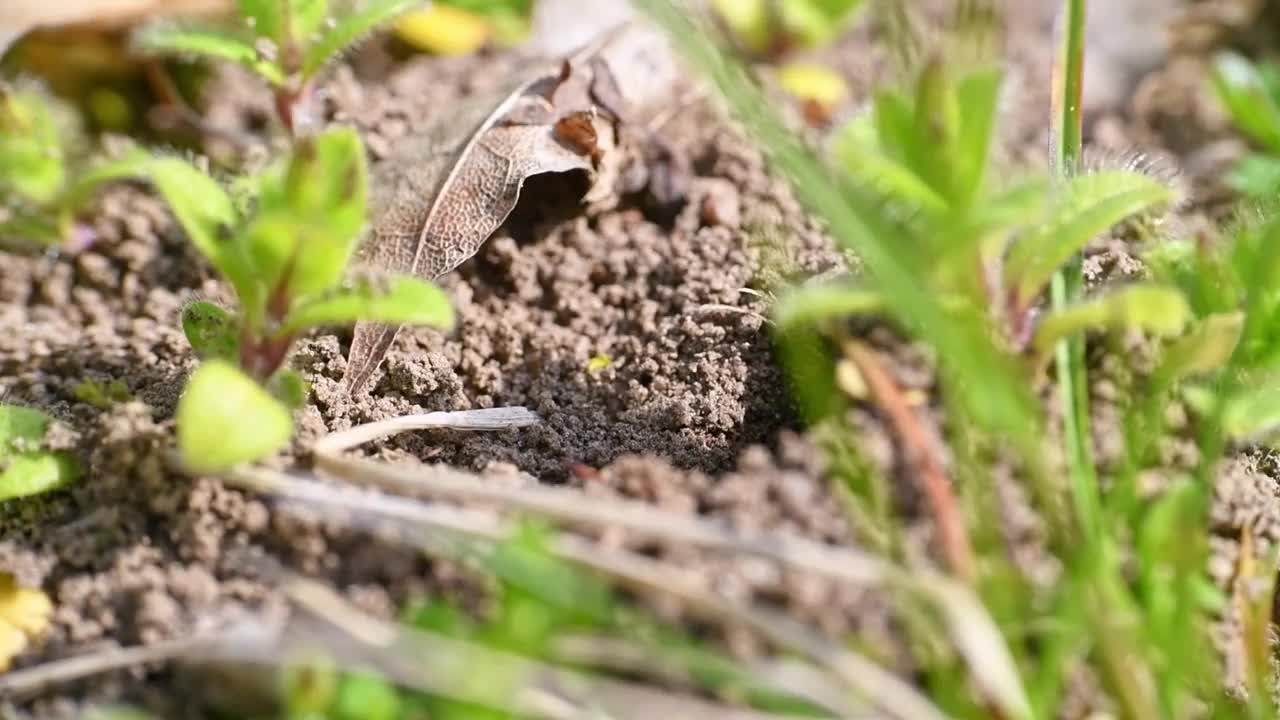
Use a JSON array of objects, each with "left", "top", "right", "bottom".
[{"left": 3, "top": 1, "right": 1280, "bottom": 718}]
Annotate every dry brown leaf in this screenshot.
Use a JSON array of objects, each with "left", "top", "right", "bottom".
[{"left": 344, "top": 22, "right": 680, "bottom": 393}]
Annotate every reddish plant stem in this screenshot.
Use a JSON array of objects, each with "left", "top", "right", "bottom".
[{"left": 845, "top": 340, "right": 975, "bottom": 583}]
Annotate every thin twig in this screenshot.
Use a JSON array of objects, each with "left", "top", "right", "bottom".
[
  {"left": 278, "top": 573, "right": 845, "bottom": 720},
  {"left": 312, "top": 406, "right": 542, "bottom": 455},
  {"left": 301, "top": 452, "right": 892, "bottom": 588},
  {"left": 239, "top": 468, "right": 925, "bottom": 719},
  {"left": 0, "top": 636, "right": 218, "bottom": 701},
  {"left": 844, "top": 340, "right": 975, "bottom": 583}
]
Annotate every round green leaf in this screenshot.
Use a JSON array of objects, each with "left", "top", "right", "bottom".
[
  {"left": 0, "top": 452, "right": 79, "bottom": 502},
  {"left": 177, "top": 360, "right": 293, "bottom": 473}
]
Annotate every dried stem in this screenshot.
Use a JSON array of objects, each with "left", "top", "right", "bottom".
[{"left": 844, "top": 340, "right": 975, "bottom": 583}]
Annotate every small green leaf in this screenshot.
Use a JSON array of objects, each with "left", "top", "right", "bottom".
[
  {"left": 952, "top": 68, "right": 1002, "bottom": 207},
  {"left": 1031, "top": 285, "right": 1191, "bottom": 355},
  {"left": 778, "top": 0, "right": 867, "bottom": 48},
  {"left": 134, "top": 158, "right": 250, "bottom": 294},
  {"left": 0, "top": 452, "right": 79, "bottom": 502},
  {"left": 0, "top": 405, "right": 49, "bottom": 458},
  {"left": 302, "top": 0, "right": 419, "bottom": 77},
  {"left": 1226, "top": 153, "right": 1280, "bottom": 198},
  {"left": 0, "top": 88, "right": 67, "bottom": 205},
  {"left": 181, "top": 301, "right": 241, "bottom": 361},
  {"left": 333, "top": 671, "right": 401, "bottom": 720},
  {"left": 133, "top": 25, "right": 287, "bottom": 86},
  {"left": 1211, "top": 52, "right": 1280, "bottom": 153},
  {"left": 243, "top": 128, "right": 367, "bottom": 304},
  {"left": 1159, "top": 311, "right": 1244, "bottom": 380},
  {"left": 73, "top": 379, "right": 132, "bottom": 409},
  {"left": 238, "top": 0, "right": 286, "bottom": 43},
  {"left": 280, "top": 275, "right": 454, "bottom": 334},
  {"left": 177, "top": 360, "right": 293, "bottom": 473},
  {"left": 267, "top": 368, "right": 310, "bottom": 408},
  {"left": 831, "top": 114, "right": 949, "bottom": 217},
  {"left": 1005, "top": 170, "right": 1174, "bottom": 310},
  {"left": 773, "top": 282, "right": 885, "bottom": 329},
  {"left": 290, "top": 0, "right": 330, "bottom": 45},
  {"left": 1223, "top": 380, "right": 1280, "bottom": 441}
]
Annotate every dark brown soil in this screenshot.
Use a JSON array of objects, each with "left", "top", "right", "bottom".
[{"left": 4, "top": 1, "right": 1280, "bottom": 718}]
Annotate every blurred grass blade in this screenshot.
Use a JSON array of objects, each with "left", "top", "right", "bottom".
[
  {"left": 632, "top": 0, "right": 1040, "bottom": 443},
  {"left": 1211, "top": 52, "right": 1280, "bottom": 154},
  {"left": 916, "top": 573, "right": 1033, "bottom": 720}
]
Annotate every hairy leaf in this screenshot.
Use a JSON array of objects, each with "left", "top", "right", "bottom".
[
  {"left": 302, "top": 0, "right": 418, "bottom": 76},
  {"left": 1005, "top": 170, "right": 1174, "bottom": 310},
  {"left": 283, "top": 275, "right": 454, "bottom": 334},
  {"left": 181, "top": 300, "right": 240, "bottom": 361},
  {"left": 238, "top": 0, "right": 286, "bottom": 41},
  {"left": 177, "top": 360, "right": 293, "bottom": 472},
  {"left": 1032, "top": 285, "right": 1190, "bottom": 355},
  {"left": 133, "top": 25, "right": 286, "bottom": 85}
]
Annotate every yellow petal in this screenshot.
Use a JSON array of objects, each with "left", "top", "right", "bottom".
[
  {"left": 777, "top": 62, "right": 849, "bottom": 108},
  {"left": 393, "top": 5, "right": 490, "bottom": 57},
  {"left": 0, "top": 621, "right": 30, "bottom": 673},
  {"left": 0, "top": 572, "right": 52, "bottom": 672},
  {"left": 709, "top": 0, "right": 771, "bottom": 53}
]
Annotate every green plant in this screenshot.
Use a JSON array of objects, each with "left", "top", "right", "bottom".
[
  {"left": 125, "top": 127, "right": 454, "bottom": 472},
  {"left": 710, "top": 0, "right": 869, "bottom": 57},
  {"left": 132, "top": 0, "right": 422, "bottom": 134},
  {"left": 1211, "top": 51, "right": 1280, "bottom": 198},
  {"left": 72, "top": 379, "right": 133, "bottom": 408},
  {"left": 0, "top": 404, "right": 79, "bottom": 502},
  {"left": 635, "top": 0, "right": 1278, "bottom": 717},
  {"left": 0, "top": 81, "right": 140, "bottom": 253}
]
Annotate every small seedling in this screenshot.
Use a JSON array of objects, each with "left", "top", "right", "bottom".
[
  {"left": 0, "top": 81, "right": 142, "bottom": 253},
  {"left": 710, "top": 0, "right": 868, "bottom": 57},
  {"left": 1211, "top": 52, "right": 1280, "bottom": 198},
  {"left": 0, "top": 404, "right": 80, "bottom": 502},
  {"left": 132, "top": 0, "right": 423, "bottom": 134},
  {"left": 72, "top": 378, "right": 132, "bottom": 408},
  {"left": 781, "top": 57, "right": 1184, "bottom": 361},
  {"left": 130, "top": 127, "right": 454, "bottom": 472}
]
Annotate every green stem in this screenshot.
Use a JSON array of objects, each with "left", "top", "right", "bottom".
[{"left": 1051, "top": 0, "right": 1100, "bottom": 541}]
